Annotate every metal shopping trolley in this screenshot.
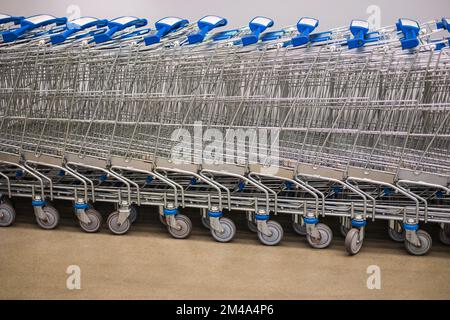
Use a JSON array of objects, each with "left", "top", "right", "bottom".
[{"left": 0, "top": 13, "right": 449, "bottom": 256}]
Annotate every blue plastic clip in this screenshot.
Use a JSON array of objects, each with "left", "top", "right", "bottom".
[
  {"left": 144, "top": 17, "right": 189, "bottom": 45},
  {"left": 347, "top": 20, "right": 370, "bottom": 49},
  {"left": 50, "top": 17, "right": 108, "bottom": 44},
  {"left": 291, "top": 17, "right": 319, "bottom": 47},
  {"left": 2, "top": 14, "right": 67, "bottom": 43},
  {"left": 74, "top": 202, "right": 89, "bottom": 210},
  {"left": 145, "top": 176, "right": 153, "bottom": 185},
  {"left": 0, "top": 13, "right": 24, "bottom": 25},
  {"left": 188, "top": 15, "right": 227, "bottom": 44},
  {"left": 261, "top": 30, "right": 285, "bottom": 42},
  {"left": 212, "top": 29, "right": 239, "bottom": 41},
  {"left": 396, "top": 18, "right": 420, "bottom": 49},
  {"left": 94, "top": 16, "right": 147, "bottom": 44},
  {"left": 241, "top": 16, "right": 274, "bottom": 46},
  {"left": 436, "top": 17, "right": 450, "bottom": 32}
]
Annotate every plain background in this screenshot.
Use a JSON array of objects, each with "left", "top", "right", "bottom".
[{"left": 1, "top": 0, "right": 450, "bottom": 31}]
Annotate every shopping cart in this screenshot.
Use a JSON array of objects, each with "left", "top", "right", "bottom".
[{"left": 0, "top": 13, "right": 449, "bottom": 256}]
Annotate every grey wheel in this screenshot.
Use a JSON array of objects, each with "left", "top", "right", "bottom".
[
  {"left": 168, "top": 214, "right": 192, "bottom": 239},
  {"left": 258, "top": 220, "right": 283, "bottom": 246},
  {"left": 439, "top": 224, "right": 450, "bottom": 245},
  {"left": 201, "top": 216, "right": 210, "bottom": 229},
  {"left": 129, "top": 205, "right": 138, "bottom": 224},
  {"left": 159, "top": 213, "right": 167, "bottom": 226},
  {"left": 248, "top": 220, "right": 258, "bottom": 233},
  {"left": 0, "top": 202, "right": 15, "bottom": 227},
  {"left": 107, "top": 211, "right": 130, "bottom": 235},
  {"left": 292, "top": 222, "right": 307, "bottom": 236},
  {"left": 306, "top": 223, "right": 333, "bottom": 249},
  {"left": 211, "top": 217, "right": 236, "bottom": 243},
  {"left": 405, "top": 230, "right": 432, "bottom": 256},
  {"left": 345, "top": 228, "right": 363, "bottom": 255},
  {"left": 36, "top": 205, "right": 60, "bottom": 230},
  {"left": 79, "top": 208, "right": 102, "bottom": 233},
  {"left": 388, "top": 226, "right": 405, "bottom": 242},
  {"left": 340, "top": 224, "right": 350, "bottom": 237}
]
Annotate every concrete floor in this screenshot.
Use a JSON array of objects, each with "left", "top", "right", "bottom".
[{"left": 0, "top": 200, "right": 449, "bottom": 300}]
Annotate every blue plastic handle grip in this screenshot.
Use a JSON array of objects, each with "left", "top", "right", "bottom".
[
  {"left": 144, "top": 17, "right": 188, "bottom": 45},
  {"left": 94, "top": 17, "right": 147, "bottom": 43},
  {"left": 0, "top": 14, "right": 24, "bottom": 25},
  {"left": 2, "top": 14, "right": 67, "bottom": 43},
  {"left": 188, "top": 15, "right": 227, "bottom": 44},
  {"left": 51, "top": 17, "right": 108, "bottom": 45},
  {"left": 347, "top": 20, "right": 370, "bottom": 49},
  {"left": 292, "top": 17, "right": 319, "bottom": 47},
  {"left": 241, "top": 16, "right": 274, "bottom": 46},
  {"left": 396, "top": 18, "right": 420, "bottom": 49}
]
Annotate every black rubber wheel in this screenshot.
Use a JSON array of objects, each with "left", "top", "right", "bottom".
[
  {"left": 35, "top": 205, "right": 60, "bottom": 230},
  {"left": 211, "top": 217, "right": 236, "bottom": 243},
  {"left": 107, "top": 211, "right": 130, "bottom": 235},
  {"left": 79, "top": 208, "right": 102, "bottom": 233},
  {"left": 292, "top": 222, "right": 307, "bottom": 236},
  {"left": 388, "top": 226, "right": 405, "bottom": 242},
  {"left": 340, "top": 224, "right": 351, "bottom": 237},
  {"left": 0, "top": 202, "right": 15, "bottom": 227},
  {"left": 439, "top": 224, "right": 450, "bottom": 245},
  {"left": 306, "top": 223, "right": 333, "bottom": 249},
  {"left": 129, "top": 205, "right": 138, "bottom": 224},
  {"left": 248, "top": 220, "right": 258, "bottom": 233},
  {"left": 201, "top": 216, "right": 210, "bottom": 229},
  {"left": 345, "top": 228, "right": 363, "bottom": 255},
  {"left": 257, "top": 220, "right": 283, "bottom": 246},
  {"left": 168, "top": 214, "right": 192, "bottom": 239},
  {"left": 405, "top": 230, "right": 432, "bottom": 256}
]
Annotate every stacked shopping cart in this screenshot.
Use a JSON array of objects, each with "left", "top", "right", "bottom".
[{"left": 0, "top": 13, "right": 449, "bottom": 255}]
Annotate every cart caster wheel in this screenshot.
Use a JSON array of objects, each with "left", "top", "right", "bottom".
[
  {"left": 248, "top": 220, "right": 258, "bottom": 233},
  {"left": 0, "top": 202, "right": 16, "bottom": 227},
  {"left": 388, "top": 227, "right": 405, "bottom": 242},
  {"left": 36, "top": 205, "right": 60, "bottom": 230},
  {"left": 306, "top": 223, "right": 333, "bottom": 249},
  {"left": 292, "top": 222, "right": 307, "bottom": 236},
  {"left": 168, "top": 214, "right": 192, "bottom": 239},
  {"left": 211, "top": 217, "right": 236, "bottom": 243},
  {"left": 345, "top": 228, "right": 363, "bottom": 255},
  {"left": 201, "top": 216, "right": 210, "bottom": 229},
  {"left": 107, "top": 211, "right": 130, "bottom": 235},
  {"left": 405, "top": 230, "right": 432, "bottom": 256},
  {"left": 129, "top": 205, "right": 138, "bottom": 224},
  {"left": 258, "top": 220, "right": 283, "bottom": 246},
  {"left": 340, "top": 225, "right": 350, "bottom": 237},
  {"left": 439, "top": 224, "right": 450, "bottom": 245},
  {"left": 79, "top": 208, "right": 102, "bottom": 233}
]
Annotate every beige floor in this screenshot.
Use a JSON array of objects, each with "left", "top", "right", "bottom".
[{"left": 0, "top": 201, "right": 449, "bottom": 300}]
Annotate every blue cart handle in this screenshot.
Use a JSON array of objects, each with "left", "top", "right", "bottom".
[
  {"left": 94, "top": 16, "right": 147, "bottom": 44},
  {"left": 241, "top": 16, "right": 274, "bottom": 46},
  {"left": 291, "top": 17, "right": 319, "bottom": 47},
  {"left": 188, "top": 15, "right": 227, "bottom": 44},
  {"left": 51, "top": 17, "right": 108, "bottom": 45},
  {"left": 0, "top": 13, "right": 24, "bottom": 25},
  {"left": 347, "top": 20, "right": 370, "bottom": 49},
  {"left": 396, "top": 18, "right": 420, "bottom": 49},
  {"left": 436, "top": 18, "right": 450, "bottom": 32},
  {"left": 2, "top": 14, "right": 67, "bottom": 43},
  {"left": 144, "top": 17, "right": 189, "bottom": 45}
]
